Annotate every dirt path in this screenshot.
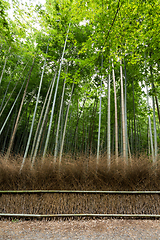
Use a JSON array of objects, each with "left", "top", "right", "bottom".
[{"left": 0, "top": 219, "right": 160, "bottom": 239}]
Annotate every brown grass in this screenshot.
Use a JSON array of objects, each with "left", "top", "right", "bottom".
[
  {"left": 0, "top": 153, "right": 159, "bottom": 191},
  {"left": 0, "top": 154, "right": 160, "bottom": 216}
]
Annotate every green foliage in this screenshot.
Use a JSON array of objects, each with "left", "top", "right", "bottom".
[
  {"left": 0, "top": 0, "right": 12, "bottom": 42},
  {"left": 0, "top": 0, "right": 159, "bottom": 157}
]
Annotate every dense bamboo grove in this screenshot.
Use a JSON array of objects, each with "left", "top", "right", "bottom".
[{"left": 0, "top": 0, "right": 160, "bottom": 174}]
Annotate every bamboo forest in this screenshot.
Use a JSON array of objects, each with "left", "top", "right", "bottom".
[{"left": 0, "top": 0, "right": 160, "bottom": 193}]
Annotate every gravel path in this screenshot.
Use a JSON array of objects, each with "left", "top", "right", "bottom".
[{"left": 1, "top": 219, "right": 160, "bottom": 239}]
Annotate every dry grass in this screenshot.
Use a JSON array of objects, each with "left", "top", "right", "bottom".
[
  {"left": 0, "top": 154, "right": 160, "bottom": 216},
  {"left": 0, "top": 154, "right": 159, "bottom": 191}
]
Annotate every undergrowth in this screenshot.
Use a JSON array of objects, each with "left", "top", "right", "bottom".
[
  {"left": 0, "top": 154, "right": 159, "bottom": 191},
  {"left": 1, "top": 154, "right": 160, "bottom": 215}
]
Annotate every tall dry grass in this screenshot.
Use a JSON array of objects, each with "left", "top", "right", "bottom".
[
  {"left": 0, "top": 153, "right": 159, "bottom": 191},
  {"left": 1, "top": 154, "right": 160, "bottom": 216}
]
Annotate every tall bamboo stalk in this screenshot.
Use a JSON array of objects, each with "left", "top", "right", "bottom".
[
  {"left": 132, "top": 81, "right": 137, "bottom": 154},
  {"left": 71, "top": 97, "right": 86, "bottom": 153},
  {"left": 2, "top": 118, "right": 11, "bottom": 154},
  {"left": 20, "top": 44, "right": 49, "bottom": 171},
  {"left": 59, "top": 83, "right": 74, "bottom": 165},
  {"left": 31, "top": 71, "right": 57, "bottom": 167},
  {"left": 124, "top": 60, "right": 128, "bottom": 160},
  {"left": 107, "top": 72, "right": 111, "bottom": 166},
  {"left": 112, "top": 60, "right": 118, "bottom": 161},
  {"left": 30, "top": 79, "right": 53, "bottom": 162},
  {"left": 89, "top": 99, "right": 98, "bottom": 156},
  {"left": 152, "top": 82, "right": 160, "bottom": 125},
  {"left": 150, "top": 76, "right": 157, "bottom": 162},
  {"left": 0, "top": 47, "right": 11, "bottom": 85},
  {"left": 0, "top": 60, "right": 20, "bottom": 112},
  {"left": 54, "top": 70, "right": 67, "bottom": 162},
  {"left": 0, "top": 63, "right": 28, "bottom": 118},
  {"left": 0, "top": 75, "right": 27, "bottom": 136},
  {"left": 5, "top": 59, "right": 35, "bottom": 160},
  {"left": 0, "top": 73, "right": 12, "bottom": 112},
  {"left": 42, "top": 23, "right": 71, "bottom": 161},
  {"left": 97, "top": 54, "right": 103, "bottom": 164},
  {"left": 120, "top": 59, "right": 127, "bottom": 162},
  {"left": 145, "top": 77, "right": 154, "bottom": 161}
]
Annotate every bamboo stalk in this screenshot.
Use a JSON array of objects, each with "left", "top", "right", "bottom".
[
  {"left": 1, "top": 213, "right": 160, "bottom": 218},
  {"left": 31, "top": 71, "right": 57, "bottom": 167},
  {"left": 20, "top": 44, "right": 49, "bottom": 171},
  {"left": 124, "top": 60, "right": 128, "bottom": 160},
  {"left": 30, "top": 80, "right": 53, "bottom": 162},
  {"left": 97, "top": 54, "right": 103, "bottom": 163},
  {"left": 59, "top": 83, "right": 74, "bottom": 165},
  {"left": 54, "top": 68, "right": 67, "bottom": 162},
  {"left": 120, "top": 59, "right": 127, "bottom": 161},
  {"left": 0, "top": 46, "right": 11, "bottom": 85},
  {"left": 5, "top": 59, "right": 35, "bottom": 160},
  {"left": 112, "top": 60, "right": 118, "bottom": 161},
  {"left": 42, "top": 23, "right": 71, "bottom": 161},
  {"left": 150, "top": 68, "right": 157, "bottom": 162},
  {"left": 1, "top": 190, "right": 160, "bottom": 194},
  {"left": 145, "top": 81, "right": 154, "bottom": 161},
  {"left": 0, "top": 62, "right": 28, "bottom": 118},
  {"left": 0, "top": 76, "right": 27, "bottom": 136},
  {"left": 107, "top": 72, "right": 111, "bottom": 166}
]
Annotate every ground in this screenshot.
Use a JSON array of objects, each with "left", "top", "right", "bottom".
[{"left": 1, "top": 219, "right": 160, "bottom": 239}]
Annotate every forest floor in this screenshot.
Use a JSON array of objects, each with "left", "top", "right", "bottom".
[{"left": 1, "top": 219, "right": 160, "bottom": 239}]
